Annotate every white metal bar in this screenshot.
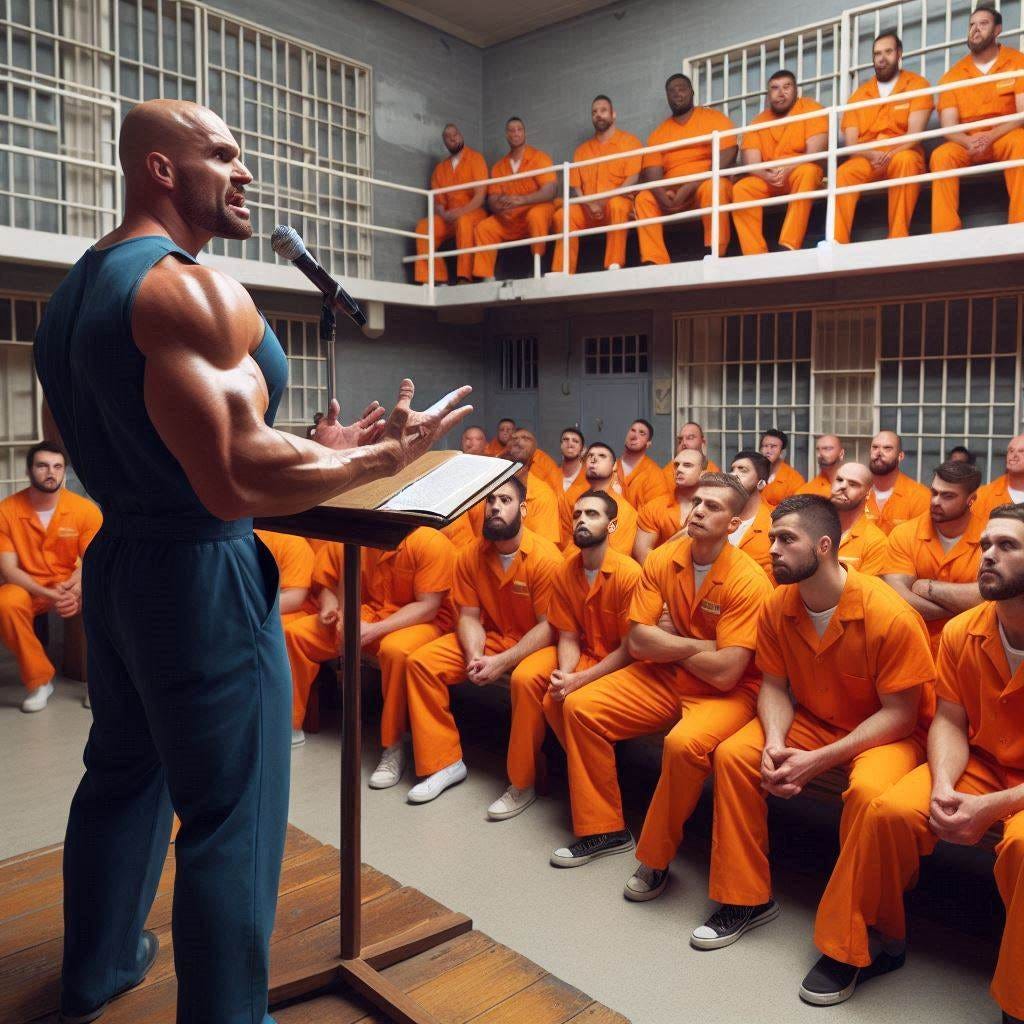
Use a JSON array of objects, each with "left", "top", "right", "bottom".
[
  {"left": 710, "top": 131, "right": 721, "bottom": 258},
  {"left": 825, "top": 105, "right": 838, "bottom": 242},
  {"left": 561, "top": 160, "right": 570, "bottom": 273},
  {"left": 426, "top": 188, "right": 435, "bottom": 296}
]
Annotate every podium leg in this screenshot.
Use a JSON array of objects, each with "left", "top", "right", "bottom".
[{"left": 341, "top": 543, "right": 362, "bottom": 959}]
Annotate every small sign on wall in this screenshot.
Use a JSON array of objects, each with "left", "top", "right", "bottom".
[{"left": 654, "top": 377, "right": 673, "bottom": 416}]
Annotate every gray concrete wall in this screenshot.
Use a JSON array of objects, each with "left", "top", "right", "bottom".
[
  {"left": 479, "top": 0, "right": 852, "bottom": 161},
  {"left": 205, "top": 0, "right": 484, "bottom": 282}
]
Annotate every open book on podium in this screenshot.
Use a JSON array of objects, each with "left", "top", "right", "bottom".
[{"left": 255, "top": 450, "right": 521, "bottom": 548}]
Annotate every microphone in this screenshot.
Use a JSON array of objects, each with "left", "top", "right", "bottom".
[{"left": 271, "top": 225, "right": 367, "bottom": 327}]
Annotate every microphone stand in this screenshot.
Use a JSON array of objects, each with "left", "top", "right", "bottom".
[{"left": 320, "top": 299, "right": 337, "bottom": 411}]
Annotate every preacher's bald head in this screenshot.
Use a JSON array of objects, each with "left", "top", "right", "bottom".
[{"left": 118, "top": 99, "right": 252, "bottom": 241}]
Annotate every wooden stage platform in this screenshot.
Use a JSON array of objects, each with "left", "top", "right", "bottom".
[{"left": 0, "top": 824, "right": 629, "bottom": 1024}]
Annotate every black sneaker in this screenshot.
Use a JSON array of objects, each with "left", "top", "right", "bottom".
[
  {"left": 799, "top": 950, "right": 905, "bottom": 1006},
  {"left": 550, "top": 829, "right": 634, "bottom": 867},
  {"left": 59, "top": 929, "right": 160, "bottom": 1023},
  {"left": 1004, "top": 1014, "right": 1024, "bottom": 1024},
  {"left": 690, "top": 899, "right": 781, "bottom": 949},
  {"left": 624, "top": 863, "right": 669, "bottom": 902}
]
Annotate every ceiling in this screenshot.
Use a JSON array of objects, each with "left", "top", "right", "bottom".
[{"left": 375, "top": 0, "right": 621, "bottom": 48}]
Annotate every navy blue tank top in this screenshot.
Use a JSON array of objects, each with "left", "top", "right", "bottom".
[{"left": 33, "top": 236, "right": 288, "bottom": 520}]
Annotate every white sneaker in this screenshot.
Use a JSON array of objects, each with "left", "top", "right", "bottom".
[
  {"left": 369, "top": 742, "right": 407, "bottom": 789},
  {"left": 21, "top": 681, "right": 54, "bottom": 713},
  {"left": 487, "top": 784, "right": 536, "bottom": 820},
  {"left": 608, "top": 262, "right": 621, "bottom": 271},
  {"left": 407, "top": 760, "right": 467, "bottom": 804},
  {"left": 544, "top": 270, "right": 566, "bottom": 277},
  {"left": 291, "top": 729, "right": 306, "bottom": 747}
]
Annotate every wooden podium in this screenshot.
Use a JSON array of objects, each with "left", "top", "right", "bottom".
[{"left": 255, "top": 455, "right": 519, "bottom": 1023}]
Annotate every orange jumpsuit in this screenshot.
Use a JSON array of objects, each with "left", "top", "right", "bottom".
[
  {"left": 637, "top": 494, "right": 690, "bottom": 549},
  {"left": 551, "top": 130, "right": 642, "bottom": 273},
  {"left": 634, "top": 108, "right": 736, "bottom": 260},
  {"left": 733, "top": 502, "right": 775, "bottom": 580},
  {"left": 615, "top": 454, "right": 671, "bottom": 509},
  {"left": 974, "top": 474, "right": 1020, "bottom": 521},
  {"left": 561, "top": 490, "right": 639, "bottom": 558},
  {"left": 557, "top": 472, "right": 592, "bottom": 544},
  {"left": 441, "top": 514, "right": 477, "bottom": 549},
  {"left": 865, "top": 472, "right": 931, "bottom": 535},
  {"left": 733, "top": 97, "right": 829, "bottom": 254},
  {"left": 663, "top": 457, "right": 719, "bottom": 491},
  {"left": 761, "top": 460, "right": 807, "bottom": 506},
  {"left": 473, "top": 146, "right": 557, "bottom": 279},
  {"left": 467, "top": 472, "right": 562, "bottom": 546},
  {"left": 285, "top": 528, "right": 455, "bottom": 736},
  {"left": 404, "top": 529, "right": 563, "bottom": 777},
  {"left": 529, "top": 449, "right": 564, "bottom": 495},
  {"left": 836, "top": 70, "right": 933, "bottom": 243},
  {"left": 708, "top": 570, "right": 935, "bottom": 906},
  {"left": 838, "top": 513, "right": 889, "bottom": 576},
  {"left": 484, "top": 437, "right": 507, "bottom": 457},
  {"left": 254, "top": 529, "right": 316, "bottom": 624},
  {"left": 0, "top": 488, "right": 102, "bottom": 689},
  {"left": 883, "top": 510, "right": 983, "bottom": 653},
  {"left": 506, "top": 546, "right": 641, "bottom": 788},
  {"left": 562, "top": 539, "right": 769, "bottom": 839},
  {"left": 415, "top": 147, "right": 489, "bottom": 283},
  {"left": 796, "top": 472, "right": 835, "bottom": 498},
  {"left": 931, "top": 46, "right": 1024, "bottom": 233},
  {"left": 814, "top": 601, "right": 1024, "bottom": 1018}
]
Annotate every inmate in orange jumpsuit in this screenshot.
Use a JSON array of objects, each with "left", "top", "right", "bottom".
[
  {"left": 931, "top": 46, "right": 1024, "bottom": 233},
  {"left": 836, "top": 70, "right": 933, "bottom": 243},
  {"left": 865, "top": 472, "right": 930, "bottom": 535},
  {"left": 484, "top": 436, "right": 507, "bottom": 457},
  {"left": 285, "top": 528, "right": 455, "bottom": 736},
  {"left": 557, "top": 473, "right": 592, "bottom": 544},
  {"left": 663, "top": 457, "right": 719, "bottom": 491},
  {"left": 404, "top": 529, "right": 563, "bottom": 777},
  {"left": 562, "top": 539, "right": 769, "bottom": 838},
  {"left": 708, "top": 570, "right": 935, "bottom": 907},
  {"left": 529, "top": 448, "right": 564, "bottom": 495},
  {"left": 761, "top": 460, "right": 807, "bottom": 506},
  {"left": 837, "top": 514, "right": 889, "bottom": 576},
  {"left": 634, "top": 108, "right": 736, "bottom": 260},
  {"left": 414, "top": 147, "right": 489, "bottom": 283},
  {"left": 473, "top": 146, "right": 557, "bottom": 279},
  {"left": 506, "top": 546, "right": 641, "bottom": 788},
  {"left": 468, "top": 472, "right": 561, "bottom": 546},
  {"left": 883, "top": 510, "right": 983, "bottom": 653},
  {"left": 796, "top": 473, "right": 836, "bottom": 498},
  {"left": 637, "top": 494, "right": 690, "bottom": 549},
  {"left": 0, "top": 488, "right": 102, "bottom": 690},
  {"left": 254, "top": 529, "right": 316, "bottom": 623},
  {"left": 733, "top": 96, "right": 828, "bottom": 254},
  {"left": 733, "top": 502, "right": 775, "bottom": 580},
  {"left": 974, "top": 474, "right": 1018, "bottom": 521},
  {"left": 814, "top": 601, "right": 1024, "bottom": 1019},
  {"left": 551, "top": 129, "right": 642, "bottom": 273},
  {"left": 561, "top": 491, "right": 639, "bottom": 558},
  {"left": 441, "top": 513, "right": 477, "bottom": 550},
  {"left": 615, "top": 454, "right": 670, "bottom": 510}
]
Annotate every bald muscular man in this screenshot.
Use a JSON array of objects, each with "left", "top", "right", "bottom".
[{"left": 33, "top": 99, "right": 471, "bottom": 1024}]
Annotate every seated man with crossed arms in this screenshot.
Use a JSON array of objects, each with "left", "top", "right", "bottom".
[
  {"left": 692, "top": 494, "right": 934, "bottom": 950},
  {"left": 285, "top": 526, "right": 455, "bottom": 759}
]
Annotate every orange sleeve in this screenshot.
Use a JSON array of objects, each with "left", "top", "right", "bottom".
[
  {"left": 743, "top": 111, "right": 770, "bottom": 151},
  {"left": 841, "top": 84, "right": 868, "bottom": 133},
  {"left": 529, "top": 486, "right": 563, "bottom": 545},
  {"left": 881, "top": 523, "right": 918, "bottom": 576},
  {"left": 277, "top": 534, "right": 314, "bottom": 590},
  {"left": 0, "top": 505, "right": 15, "bottom": 555},
  {"left": 312, "top": 542, "right": 342, "bottom": 591},
  {"left": 858, "top": 530, "right": 888, "bottom": 577},
  {"left": 873, "top": 607, "right": 936, "bottom": 695},
  {"left": 486, "top": 161, "right": 504, "bottom": 196},
  {"left": 754, "top": 594, "right": 787, "bottom": 678},
  {"left": 529, "top": 546, "right": 562, "bottom": 617},
  {"left": 617, "top": 561, "right": 643, "bottom": 634},
  {"left": 934, "top": 619, "right": 965, "bottom": 705},
  {"left": 937, "top": 67, "right": 961, "bottom": 112},
  {"left": 429, "top": 161, "right": 443, "bottom": 192},
  {"left": 637, "top": 500, "right": 662, "bottom": 535},
  {"left": 468, "top": 151, "right": 488, "bottom": 186},
  {"left": 76, "top": 498, "right": 104, "bottom": 553},
  {"left": 621, "top": 134, "right": 643, "bottom": 178},
  {"left": 804, "top": 101, "right": 829, "bottom": 140},
  {"left": 569, "top": 143, "right": 585, "bottom": 191},
  {"left": 547, "top": 567, "right": 578, "bottom": 634},
  {"left": 452, "top": 545, "right": 482, "bottom": 609},
  {"left": 713, "top": 109, "right": 738, "bottom": 142},
  {"left": 716, "top": 564, "right": 771, "bottom": 651},
  {"left": 533, "top": 151, "right": 557, "bottom": 187},
  {"left": 629, "top": 546, "right": 670, "bottom": 625},
  {"left": 641, "top": 124, "right": 666, "bottom": 171},
  {"left": 909, "top": 74, "right": 935, "bottom": 112},
  {"left": 411, "top": 529, "right": 455, "bottom": 595}
]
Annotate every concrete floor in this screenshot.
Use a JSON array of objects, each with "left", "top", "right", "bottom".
[{"left": 0, "top": 648, "right": 1006, "bottom": 1024}]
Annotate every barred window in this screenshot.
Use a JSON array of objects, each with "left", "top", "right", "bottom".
[
  {"left": 0, "top": 294, "right": 44, "bottom": 498},
  {"left": 584, "top": 334, "right": 649, "bottom": 376},
  {"left": 498, "top": 335, "right": 538, "bottom": 391},
  {"left": 269, "top": 315, "right": 327, "bottom": 430}
]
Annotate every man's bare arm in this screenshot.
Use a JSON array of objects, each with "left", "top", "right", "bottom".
[{"left": 134, "top": 260, "right": 471, "bottom": 520}]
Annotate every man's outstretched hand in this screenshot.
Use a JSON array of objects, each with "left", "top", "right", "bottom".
[
  {"left": 382, "top": 379, "right": 473, "bottom": 470},
  {"left": 313, "top": 399, "right": 387, "bottom": 450}
]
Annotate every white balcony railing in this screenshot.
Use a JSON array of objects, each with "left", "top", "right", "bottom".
[{"left": 399, "top": 69, "right": 1024, "bottom": 293}]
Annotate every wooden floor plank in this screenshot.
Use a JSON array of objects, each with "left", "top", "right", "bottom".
[
  {"left": 466, "top": 975, "right": 594, "bottom": 1024},
  {"left": 0, "top": 849, "right": 63, "bottom": 899},
  {"left": 378, "top": 931, "right": 495, "bottom": 993},
  {"left": 564, "top": 1004, "right": 632, "bottom": 1024}
]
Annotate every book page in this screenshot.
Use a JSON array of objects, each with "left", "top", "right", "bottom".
[
  {"left": 321, "top": 450, "right": 456, "bottom": 510},
  {"left": 381, "top": 453, "right": 516, "bottom": 516}
]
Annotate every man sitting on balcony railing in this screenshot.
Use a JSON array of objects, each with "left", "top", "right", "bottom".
[
  {"left": 930, "top": 4, "right": 1024, "bottom": 233},
  {"left": 472, "top": 117, "right": 557, "bottom": 281},
  {"left": 733, "top": 70, "right": 828, "bottom": 255},
  {"left": 413, "top": 123, "right": 488, "bottom": 286},
  {"left": 633, "top": 73, "right": 737, "bottom": 262},
  {"left": 548, "top": 95, "right": 642, "bottom": 275},
  {"left": 835, "top": 32, "right": 933, "bottom": 244}
]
